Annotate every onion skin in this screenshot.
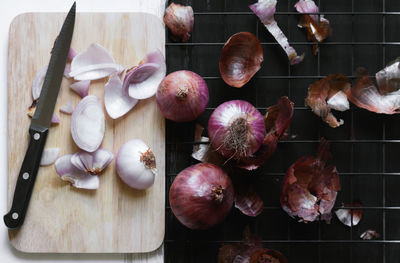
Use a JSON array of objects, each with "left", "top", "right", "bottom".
[
  {"left": 280, "top": 138, "right": 341, "bottom": 223},
  {"left": 219, "top": 32, "right": 263, "bottom": 88},
  {"left": 169, "top": 163, "right": 234, "bottom": 230},
  {"left": 208, "top": 100, "right": 265, "bottom": 159},
  {"left": 156, "top": 70, "right": 209, "bottom": 122},
  {"left": 163, "top": 3, "right": 194, "bottom": 43}
]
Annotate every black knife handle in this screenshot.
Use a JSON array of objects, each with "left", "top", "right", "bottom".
[{"left": 4, "top": 124, "right": 48, "bottom": 229}]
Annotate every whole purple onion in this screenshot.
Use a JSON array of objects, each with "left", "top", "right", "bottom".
[
  {"left": 156, "top": 70, "right": 209, "bottom": 122},
  {"left": 208, "top": 100, "right": 266, "bottom": 159},
  {"left": 169, "top": 163, "right": 234, "bottom": 229}
]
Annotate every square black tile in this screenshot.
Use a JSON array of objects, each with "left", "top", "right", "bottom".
[
  {"left": 386, "top": 210, "right": 400, "bottom": 240},
  {"left": 386, "top": 175, "right": 400, "bottom": 206},
  {"left": 354, "top": 15, "right": 383, "bottom": 42},
  {"left": 385, "top": 142, "right": 400, "bottom": 173},
  {"left": 352, "top": 244, "right": 383, "bottom": 263},
  {"left": 255, "top": 78, "right": 289, "bottom": 108},
  {"left": 320, "top": 0, "right": 352, "bottom": 12},
  {"left": 319, "top": 245, "right": 351, "bottom": 263},
  {"left": 354, "top": 0, "right": 383, "bottom": 12},
  {"left": 351, "top": 175, "right": 383, "bottom": 207},
  {"left": 320, "top": 45, "right": 353, "bottom": 76},
  {"left": 353, "top": 45, "right": 383, "bottom": 74},
  {"left": 353, "top": 110, "right": 384, "bottom": 140},
  {"left": 353, "top": 143, "right": 383, "bottom": 172},
  {"left": 386, "top": 15, "right": 400, "bottom": 42}
]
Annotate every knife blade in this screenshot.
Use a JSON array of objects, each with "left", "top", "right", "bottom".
[{"left": 4, "top": 2, "right": 76, "bottom": 229}]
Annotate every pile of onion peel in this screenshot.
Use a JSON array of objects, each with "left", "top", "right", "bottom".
[
  {"left": 280, "top": 138, "right": 341, "bottom": 223},
  {"left": 294, "top": 0, "right": 331, "bottom": 55},
  {"left": 305, "top": 74, "right": 351, "bottom": 128},
  {"left": 218, "top": 226, "right": 287, "bottom": 263}
]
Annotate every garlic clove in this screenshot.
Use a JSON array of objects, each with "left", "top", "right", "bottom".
[
  {"left": 105, "top": 74, "right": 138, "bottom": 119},
  {"left": 71, "top": 95, "right": 105, "bottom": 152},
  {"left": 40, "top": 147, "right": 60, "bottom": 166},
  {"left": 124, "top": 49, "right": 166, "bottom": 100},
  {"left": 70, "top": 80, "right": 90, "bottom": 98},
  {"left": 60, "top": 101, "right": 74, "bottom": 114},
  {"left": 32, "top": 65, "right": 48, "bottom": 100},
  {"left": 250, "top": 0, "right": 304, "bottom": 65},
  {"left": 116, "top": 139, "right": 157, "bottom": 190},
  {"left": 70, "top": 148, "right": 114, "bottom": 175},
  {"left": 69, "top": 43, "right": 123, "bottom": 81},
  {"left": 51, "top": 113, "right": 60, "bottom": 124},
  {"left": 55, "top": 154, "right": 99, "bottom": 190},
  {"left": 163, "top": 3, "right": 194, "bottom": 43}
]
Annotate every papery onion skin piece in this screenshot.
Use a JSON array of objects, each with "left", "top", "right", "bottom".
[
  {"left": 335, "top": 202, "right": 363, "bottom": 227},
  {"left": 116, "top": 139, "right": 157, "bottom": 190},
  {"left": 105, "top": 74, "right": 138, "bottom": 119},
  {"left": 281, "top": 139, "right": 341, "bottom": 223},
  {"left": 249, "top": 248, "right": 288, "bottom": 263},
  {"left": 208, "top": 100, "right": 266, "bottom": 160},
  {"left": 169, "top": 163, "right": 234, "bottom": 230},
  {"left": 55, "top": 154, "right": 99, "bottom": 190},
  {"left": 295, "top": 0, "right": 331, "bottom": 55},
  {"left": 234, "top": 184, "right": 264, "bottom": 217},
  {"left": 305, "top": 74, "right": 351, "bottom": 128},
  {"left": 40, "top": 147, "right": 60, "bottom": 166},
  {"left": 360, "top": 229, "right": 381, "bottom": 240},
  {"left": 157, "top": 70, "right": 209, "bottom": 122},
  {"left": 236, "top": 96, "right": 294, "bottom": 170},
  {"left": 250, "top": 0, "right": 304, "bottom": 65},
  {"left": 71, "top": 95, "right": 105, "bottom": 152},
  {"left": 219, "top": 32, "right": 263, "bottom": 88},
  {"left": 348, "top": 67, "right": 400, "bottom": 114},
  {"left": 124, "top": 49, "right": 166, "bottom": 100},
  {"left": 163, "top": 3, "right": 194, "bottom": 42},
  {"left": 376, "top": 57, "right": 400, "bottom": 95},
  {"left": 70, "top": 80, "right": 90, "bottom": 98}
]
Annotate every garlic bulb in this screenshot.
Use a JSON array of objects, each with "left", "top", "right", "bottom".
[{"left": 116, "top": 139, "right": 157, "bottom": 190}]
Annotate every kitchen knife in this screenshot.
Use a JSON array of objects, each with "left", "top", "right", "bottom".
[{"left": 4, "top": 2, "right": 76, "bottom": 229}]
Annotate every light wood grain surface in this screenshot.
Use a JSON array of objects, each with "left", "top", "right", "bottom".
[{"left": 7, "top": 12, "right": 165, "bottom": 254}]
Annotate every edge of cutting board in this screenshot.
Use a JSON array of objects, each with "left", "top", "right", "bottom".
[{"left": 7, "top": 12, "right": 165, "bottom": 253}]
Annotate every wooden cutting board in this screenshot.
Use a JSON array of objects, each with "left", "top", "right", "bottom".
[{"left": 7, "top": 12, "right": 165, "bottom": 253}]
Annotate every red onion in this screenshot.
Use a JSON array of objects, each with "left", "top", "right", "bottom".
[
  {"left": 208, "top": 100, "right": 265, "bottom": 159},
  {"left": 169, "top": 163, "right": 234, "bottom": 230},
  {"left": 156, "top": 70, "right": 209, "bottom": 122}
]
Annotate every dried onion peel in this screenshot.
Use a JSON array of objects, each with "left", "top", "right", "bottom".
[
  {"left": 163, "top": 3, "right": 194, "bottom": 42},
  {"left": 281, "top": 139, "right": 341, "bottom": 223},
  {"left": 348, "top": 67, "right": 400, "bottom": 114},
  {"left": 376, "top": 57, "right": 400, "bottom": 95},
  {"left": 294, "top": 0, "right": 331, "bottom": 55},
  {"left": 250, "top": 0, "right": 304, "bottom": 65},
  {"left": 219, "top": 32, "right": 263, "bottom": 88},
  {"left": 305, "top": 74, "right": 351, "bottom": 128}
]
